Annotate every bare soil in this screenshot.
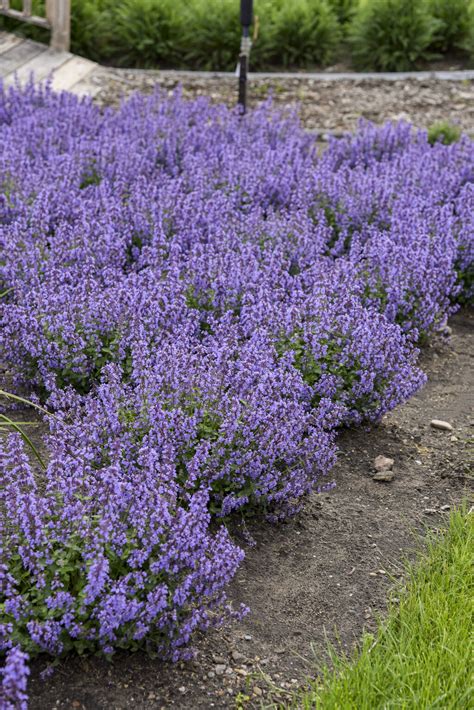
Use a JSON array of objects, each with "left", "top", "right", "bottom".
[
  {"left": 85, "top": 69, "right": 474, "bottom": 138},
  {"left": 23, "top": 309, "right": 473, "bottom": 709}
]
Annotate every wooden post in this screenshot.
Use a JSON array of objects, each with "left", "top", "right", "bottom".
[{"left": 46, "top": 0, "right": 70, "bottom": 52}]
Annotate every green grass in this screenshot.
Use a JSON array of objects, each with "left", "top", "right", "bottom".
[{"left": 293, "top": 506, "right": 473, "bottom": 709}]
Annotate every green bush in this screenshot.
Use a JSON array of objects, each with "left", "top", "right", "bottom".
[
  {"left": 70, "top": 0, "right": 116, "bottom": 62},
  {"left": 427, "top": 121, "right": 462, "bottom": 145},
  {"left": 181, "top": 0, "right": 242, "bottom": 71},
  {"left": 103, "top": 0, "right": 187, "bottom": 68},
  {"left": 428, "top": 0, "right": 473, "bottom": 54},
  {"left": 327, "top": 0, "right": 358, "bottom": 25},
  {"left": 253, "top": 0, "right": 341, "bottom": 68},
  {"left": 465, "top": 1, "right": 474, "bottom": 61},
  {"left": 0, "top": 0, "right": 472, "bottom": 71},
  {"left": 349, "top": 0, "right": 440, "bottom": 71}
]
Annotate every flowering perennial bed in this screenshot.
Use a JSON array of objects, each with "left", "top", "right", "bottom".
[{"left": 0, "top": 84, "right": 473, "bottom": 707}]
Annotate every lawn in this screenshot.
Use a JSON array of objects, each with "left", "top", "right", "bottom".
[{"left": 296, "top": 506, "right": 473, "bottom": 709}]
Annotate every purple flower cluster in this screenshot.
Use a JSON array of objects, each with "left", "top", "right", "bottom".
[
  {"left": 0, "top": 647, "right": 29, "bottom": 709},
  {"left": 0, "top": 83, "right": 472, "bottom": 694}
]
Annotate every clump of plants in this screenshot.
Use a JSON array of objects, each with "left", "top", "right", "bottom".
[
  {"left": 428, "top": 0, "right": 474, "bottom": 53},
  {"left": 349, "top": 0, "right": 440, "bottom": 71},
  {"left": 0, "top": 85, "right": 472, "bottom": 705},
  {"left": 427, "top": 120, "right": 462, "bottom": 145},
  {"left": 2, "top": 0, "right": 473, "bottom": 70}
]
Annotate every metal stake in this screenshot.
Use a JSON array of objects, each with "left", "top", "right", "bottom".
[{"left": 238, "top": 0, "right": 253, "bottom": 114}]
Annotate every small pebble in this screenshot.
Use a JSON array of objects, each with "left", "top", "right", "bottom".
[
  {"left": 373, "top": 470, "right": 394, "bottom": 482},
  {"left": 424, "top": 508, "right": 438, "bottom": 515},
  {"left": 450, "top": 435, "right": 458, "bottom": 442},
  {"left": 253, "top": 686, "right": 263, "bottom": 697},
  {"left": 441, "top": 504, "right": 451, "bottom": 511},
  {"left": 214, "top": 664, "right": 226, "bottom": 675},
  {"left": 430, "top": 419, "right": 453, "bottom": 432}
]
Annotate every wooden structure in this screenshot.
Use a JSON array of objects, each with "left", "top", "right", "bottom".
[
  {"left": 0, "top": 0, "right": 70, "bottom": 52},
  {"left": 0, "top": 31, "right": 98, "bottom": 94}
]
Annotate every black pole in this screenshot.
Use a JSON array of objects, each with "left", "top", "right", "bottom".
[{"left": 238, "top": 0, "right": 253, "bottom": 114}]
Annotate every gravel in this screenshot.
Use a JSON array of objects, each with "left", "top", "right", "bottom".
[{"left": 82, "top": 67, "right": 474, "bottom": 135}]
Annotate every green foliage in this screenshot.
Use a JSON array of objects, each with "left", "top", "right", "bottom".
[
  {"left": 181, "top": 0, "right": 242, "bottom": 72},
  {"left": 296, "top": 505, "right": 474, "bottom": 709},
  {"left": 327, "top": 0, "right": 358, "bottom": 26},
  {"left": 70, "top": 0, "right": 116, "bottom": 62},
  {"left": 467, "top": 2, "right": 474, "bottom": 61},
  {"left": 253, "top": 0, "right": 341, "bottom": 68},
  {"left": 427, "top": 120, "right": 462, "bottom": 145},
  {"left": 349, "top": 0, "right": 440, "bottom": 71},
  {"left": 1, "top": 0, "right": 472, "bottom": 70},
  {"left": 101, "top": 0, "right": 187, "bottom": 68},
  {"left": 428, "top": 0, "right": 473, "bottom": 53}
]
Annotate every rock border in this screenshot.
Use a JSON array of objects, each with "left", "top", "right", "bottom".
[{"left": 107, "top": 68, "right": 474, "bottom": 82}]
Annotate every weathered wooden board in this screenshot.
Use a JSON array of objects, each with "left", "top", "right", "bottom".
[
  {"left": 0, "top": 32, "right": 24, "bottom": 55},
  {"left": 0, "top": 39, "right": 45, "bottom": 78},
  {"left": 3, "top": 48, "right": 71, "bottom": 86},
  {"left": 50, "top": 55, "right": 96, "bottom": 91}
]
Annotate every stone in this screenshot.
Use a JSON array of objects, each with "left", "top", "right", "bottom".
[
  {"left": 253, "top": 686, "right": 263, "bottom": 697},
  {"left": 374, "top": 455, "right": 394, "bottom": 472},
  {"left": 430, "top": 419, "right": 453, "bottom": 432},
  {"left": 231, "top": 650, "right": 245, "bottom": 662},
  {"left": 214, "top": 664, "right": 226, "bottom": 675},
  {"left": 373, "top": 470, "right": 394, "bottom": 482},
  {"left": 440, "top": 504, "right": 451, "bottom": 511}
]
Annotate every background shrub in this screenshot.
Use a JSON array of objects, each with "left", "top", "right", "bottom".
[
  {"left": 70, "top": 0, "right": 116, "bottom": 62},
  {"left": 254, "top": 0, "right": 341, "bottom": 68},
  {"left": 1, "top": 0, "right": 473, "bottom": 70},
  {"left": 102, "top": 0, "right": 187, "bottom": 68},
  {"left": 465, "top": 1, "right": 474, "bottom": 61},
  {"left": 181, "top": 0, "right": 242, "bottom": 71},
  {"left": 327, "top": 0, "right": 358, "bottom": 26},
  {"left": 427, "top": 0, "right": 473, "bottom": 54},
  {"left": 349, "top": 0, "right": 440, "bottom": 71}
]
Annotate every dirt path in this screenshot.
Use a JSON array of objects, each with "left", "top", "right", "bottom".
[{"left": 26, "top": 309, "right": 473, "bottom": 709}]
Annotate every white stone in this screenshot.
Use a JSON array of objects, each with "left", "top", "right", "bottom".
[{"left": 430, "top": 419, "right": 453, "bottom": 432}]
